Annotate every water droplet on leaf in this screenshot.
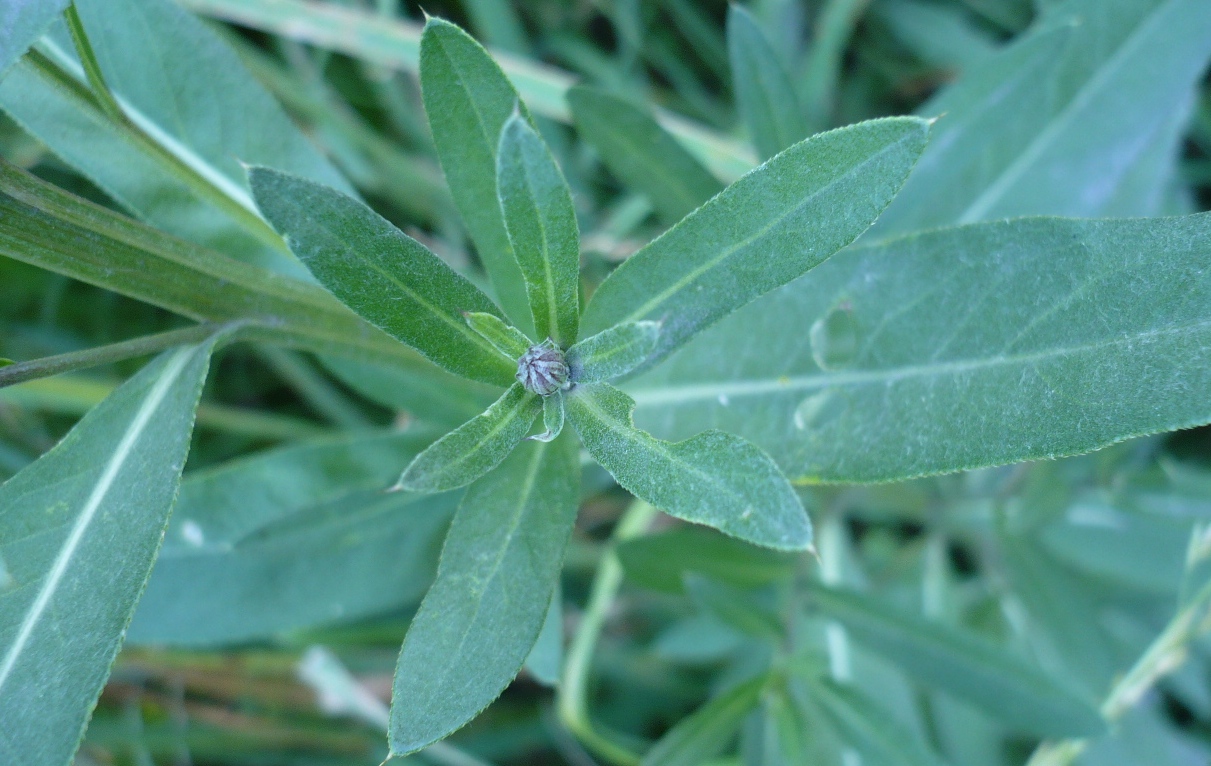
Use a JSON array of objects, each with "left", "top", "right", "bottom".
[
  {"left": 810, "top": 302, "right": 858, "bottom": 371},
  {"left": 794, "top": 391, "right": 834, "bottom": 431}
]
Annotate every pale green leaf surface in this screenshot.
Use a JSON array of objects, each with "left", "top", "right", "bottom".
[
  {"left": 809, "top": 584, "right": 1105, "bottom": 738},
  {"left": 249, "top": 167, "right": 516, "bottom": 386},
  {"left": 396, "top": 383, "right": 540, "bottom": 493},
  {"left": 530, "top": 391, "right": 565, "bottom": 443},
  {"left": 0, "top": 0, "right": 68, "bottom": 74},
  {"left": 805, "top": 679, "right": 946, "bottom": 766},
  {"left": 0, "top": 0, "right": 352, "bottom": 274},
  {"left": 0, "top": 339, "right": 219, "bottom": 765},
  {"left": 727, "top": 4, "right": 808, "bottom": 160},
  {"left": 465, "top": 311, "right": 532, "bottom": 360},
  {"left": 565, "top": 382, "right": 811, "bottom": 551},
  {"left": 523, "top": 587, "right": 562, "bottom": 686},
  {"left": 497, "top": 113, "right": 580, "bottom": 346},
  {"left": 872, "top": 0, "right": 1211, "bottom": 234},
  {"left": 617, "top": 526, "right": 796, "bottom": 594},
  {"left": 567, "top": 321, "right": 660, "bottom": 384},
  {"left": 389, "top": 435, "right": 580, "bottom": 755},
  {"left": 640, "top": 676, "right": 766, "bottom": 766},
  {"left": 582, "top": 117, "right": 930, "bottom": 367},
  {"left": 421, "top": 17, "right": 533, "bottom": 335},
  {"left": 319, "top": 355, "right": 499, "bottom": 428},
  {"left": 629, "top": 213, "right": 1211, "bottom": 483},
  {"left": 130, "top": 428, "right": 455, "bottom": 645},
  {"left": 568, "top": 86, "right": 724, "bottom": 225}
]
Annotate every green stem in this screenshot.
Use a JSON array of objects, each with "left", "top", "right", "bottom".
[
  {"left": 558, "top": 500, "right": 658, "bottom": 766},
  {"left": 0, "top": 324, "right": 227, "bottom": 389},
  {"left": 62, "top": 3, "right": 126, "bottom": 124}
]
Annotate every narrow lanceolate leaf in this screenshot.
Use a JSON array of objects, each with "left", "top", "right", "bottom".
[
  {"left": 420, "top": 17, "right": 533, "bottom": 335},
  {"left": 389, "top": 436, "right": 580, "bottom": 755},
  {"left": 640, "top": 676, "right": 766, "bottom": 766},
  {"left": 249, "top": 167, "right": 515, "bottom": 386},
  {"left": 805, "top": 679, "right": 947, "bottom": 766},
  {"left": 628, "top": 213, "right": 1211, "bottom": 483},
  {"left": 872, "top": 0, "right": 1211, "bottom": 233},
  {"left": 529, "top": 392, "right": 564, "bottom": 443},
  {"left": 464, "top": 311, "right": 531, "bottom": 360},
  {"left": 568, "top": 321, "right": 660, "bottom": 384},
  {"left": 582, "top": 117, "right": 930, "bottom": 368},
  {"left": 130, "top": 429, "right": 454, "bottom": 646},
  {"left": 0, "top": 338, "right": 221, "bottom": 766},
  {"left": 617, "top": 526, "right": 796, "bottom": 594},
  {"left": 568, "top": 86, "right": 724, "bottom": 225},
  {"left": 0, "top": 0, "right": 352, "bottom": 274},
  {"left": 808, "top": 584, "right": 1105, "bottom": 738},
  {"left": 727, "top": 4, "right": 808, "bottom": 160},
  {"left": 566, "top": 382, "right": 811, "bottom": 551},
  {"left": 395, "top": 383, "right": 541, "bottom": 493},
  {"left": 0, "top": 0, "right": 68, "bottom": 74},
  {"left": 497, "top": 113, "right": 581, "bottom": 346}
]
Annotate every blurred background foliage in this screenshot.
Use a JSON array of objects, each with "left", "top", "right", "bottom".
[{"left": 3, "top": 0, "right": 1211, "bottom": 764}]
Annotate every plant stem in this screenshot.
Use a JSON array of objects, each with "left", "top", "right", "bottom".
[
  {"left": 558, "top": 500, "right": 658, "bottom": 766},
  {"left": 0, "top": 324, "right": 227, "bottom": 389},
  {"left": 62, "top": 3, "right": 126, "bottom": 124}
]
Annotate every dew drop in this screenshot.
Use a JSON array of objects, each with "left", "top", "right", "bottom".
[
  {"left": 809, "top": 302, "right": 859, "bottom": 371},
  {"left": 793, "top": 391, "right": 834, "bottom": 431},
  {"left": 181, "top": 520, "right": 206, "bottom": 547}
]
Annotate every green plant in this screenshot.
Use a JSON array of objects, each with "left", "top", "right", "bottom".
[{"left": 1, "top": 1, "right": 1211, "bottom": 765}]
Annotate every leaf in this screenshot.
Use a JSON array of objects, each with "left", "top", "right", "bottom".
[
  {"left": 464, "top": 311, "right": 531, "bottom": 360},
  {"left": 684, "top": 575, "right": 782, "bottom": 639},
  {"left": 319, "top": 355, "right": 500, "bottom": 429},
  {"left": 617, "top": 526, "right": 796, "bottom": 594},
  {"left": 804, "top": 679, "right": 947, "bottom": 766},
  {"left": 568, "top": 321, "right": 660, "bottom": 384},
  {"left": 0, "top": 159, "right": 422, "bottom": 368},
  {"left": 395, "top": 383, "right": 541, "bottom": 493},
  {"left": 568, "top": 85, "right": 724, "bottom": 225},
  {"left": 727, "top": 4, "right": 808, "bottom": 160},
  {"left": 0, "top": 0, "right": 352, "bottom": 274},
  {"left": 0, "top": 0, "right": 68, "bottom": 75},
  {"left": 581, "top": 117, "right": 930, "bottom": 368},
  {"left": 640, "top": 676, "right": 766, "bottom": 766},
  {"left": 565, "top": 382, "right": 811, "bottom": 551},
  {"left": 872, "top": 0, "right": 1211, "bottom": 233},
  {"left": 0, "top": 338, "right": 220, "bottom": 765},
  {"left": 808, "top": 583, "right": 1105, "bottom": 738},
  {"left": 420, "top": 16, "right": 533, "bottom": 335},
  {"left": 129, "top": 429, "right": 455, "bottom": 646},
  {"left": 529, "top": 391, "right": 565, "bottom": 443},
  {"left": 627, "top": 213, "right": 1211, "bottom": 483},
  {"left": 249, "top": 166, "right": 516, "bottom": 386},
  {"left": 497, "top": 112, "right": 581, "bottom": 346},
  {"left": 523, "top": 587, "right": 562, "bottom": 686},
  {"left": 389, "top": 435, "right": 580, "bottom": 755}
]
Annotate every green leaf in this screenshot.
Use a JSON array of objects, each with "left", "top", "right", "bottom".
[
  {"left": 395, "top": 383, "right": 541, "bottom": 493},
  {"left": 804, "top": 678, "right": 947, "bottom": 766},
  {"left": 565, "top": 382, "right": 811, "bottom": 551},
  {"left": 0, "top": 0, "right": 352, "bottom": 274},
  {"left": 529, "top": 391, "right": 565, "bottom": 443},
  {"left": 0, "top": 0, "right": 68, "bottom": 75},
  {"left": 568, "top": 321, "right": 660, "bottom": 384},
  {"left": 389, "top": 435, "right": 580, "bottom": 755},
  {"left": 568, "top": 85, "right": 724, "bottom": 225},
  {"left": 0, "top": 159, "right": 424, "bottom": 368},
  {"left": 627, "top": 213, "right": 1211, "bottom": 483},
  {"left": 684, "top": 574, "right": 782, "bottom": 639},
  {"left": 129, "top": 429, "right": 455, "bottom": 646},
  {"left": 319, "top": 355, "right": 500, "bottom": 429},
  {"left": 420, "top": 16, "right": 534, "bottom": 335},
  {"left": 0, "top": 338, "right": 220, "bottom": 765},
  {"left": 464, "top": 311, "right": 531, "bottom": 360},
  {"left": 640, "top": 676, "right": 766, "bottom": 766},
  {"left": 497, "top": 112, "right": 581, "bottom": 346},
  {"left": 808, "top": 583, "right": 1105, "bottom": 738},
  {"left": 617, "top": 526, "right": 796, "bottom": 594},
  {"left": 872, "top": 0, "right": 1211, "bottom": 233},
  {"left": 523, "top": 587, "right": 562, "bottom": 686},
  {"left": 249, "top": 166, "right": 516, "bottom": 386},
  {"left": 727, "top": 4, "right": 808, "bottom": 160},
  {"left": 582, "top": 117, "right": 930, "bottom": 367}
]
